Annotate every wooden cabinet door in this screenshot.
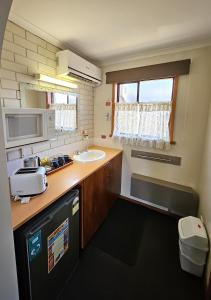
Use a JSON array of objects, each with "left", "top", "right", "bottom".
[
  {"left": 107, "top": 152, "right": 122, "bottom": 207},
  {"left": 94, "top": 165, "right": 110, "bottom": 233},
  {"left": 82, "top": 153, "right": 122, "bottom": 248},
  {"left": 82, "top": 170, "right": 97, "bottom": 247},
  {"left": 82, "top": 165, "right": 108, "bottom": 247}
]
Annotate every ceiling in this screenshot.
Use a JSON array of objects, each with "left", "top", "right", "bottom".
[{"left": 9, "top": 0, "right": 211, "bottom": 65}]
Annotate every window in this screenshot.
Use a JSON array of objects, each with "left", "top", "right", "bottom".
[
  {"left": 50, "top": 92, "right": 77, "bottom": 131},
  {"left": 117, "top": 78, "right": 173, "bottom": 103},
  {"left": 118, "top": 83, "right": 138, "bottom": 103},
  {"left": 52, "top": 93, "right": 77, "bottom": 105},
  {"left": 113, "top": 78, "right": 177, "bottom": 149},
  {"left": 139, "top": 79, "right": 173, "bottom": 103}
]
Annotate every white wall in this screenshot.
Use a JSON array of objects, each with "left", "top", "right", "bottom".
[
  {"left": 0, "top": 0, "right": 19, "bottom": 299},
  {"left": 199, "top": 100, "right": 211, "bottom": 284},
  {"left": 94, "top": 46, "right": 211, "bottom": 198}
]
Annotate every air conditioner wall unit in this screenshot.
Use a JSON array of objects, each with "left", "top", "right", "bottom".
[{"left": 56, "top": 50, "right": 102, "bottom": 84}]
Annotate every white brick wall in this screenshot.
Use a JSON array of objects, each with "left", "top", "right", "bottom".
[
  {"left": 1, "top": 59, "right": 27, "bottom": 73},
  {"left": 4, "top": 30, "right": 13, "bottom": 42},
  {"left": 1, "top": 50, "right": 14, "bottom": 62},
  {"left": 3, "top": 40, "right": 26, "bottom": 56},
  {"left": 1, "top": 79, "right": 19, "bottom": 89},
  {"left": 26, "top": 32, "right": 46, "bottom": 48},
  {"left": 6, "top": 22, "right": 25, "bottom": 38},
  {"left": 14, "top": 35, "right": 37, "bottom": 52},
  {"left": 0, "top": 69, "right": 16, "bottom": 80},
  {"left": 0, "top": 21, "right": 94, "bottom": 165}
]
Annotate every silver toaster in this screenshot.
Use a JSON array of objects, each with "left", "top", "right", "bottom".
[{"left": 10, "top": 167, "right": 48, "bottom": 196}]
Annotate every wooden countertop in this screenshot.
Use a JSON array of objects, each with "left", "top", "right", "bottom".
[{"left": 11, "top": 146, "right": 122, "bottom": 230}]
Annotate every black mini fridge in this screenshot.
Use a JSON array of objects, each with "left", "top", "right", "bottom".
[{"left": 14, "top": 189, "right": 80, "bottom": 300}]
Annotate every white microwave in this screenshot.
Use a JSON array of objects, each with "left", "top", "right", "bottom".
[{"left": 2, "top": 108, "right": 56, "bottom": 148}]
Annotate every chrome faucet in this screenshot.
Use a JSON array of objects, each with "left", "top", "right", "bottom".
[{"left": 82, "top": 130, "right": 89, "bottom": 152}]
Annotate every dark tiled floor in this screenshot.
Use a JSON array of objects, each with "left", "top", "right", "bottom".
[{"left": 59, "top": 200, "right": 205, "bottom": 300}]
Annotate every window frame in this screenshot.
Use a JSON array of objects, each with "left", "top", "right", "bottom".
[{"left": 112, "top": 76, "right": 179, "bottom": 144}]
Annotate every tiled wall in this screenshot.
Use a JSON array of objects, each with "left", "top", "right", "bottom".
[{"left": 0, "top": 21, "right": 94, "bottom": 174}]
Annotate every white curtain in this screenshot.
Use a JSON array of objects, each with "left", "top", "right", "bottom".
[
  {"left": 113, "top": 102, "right": 172, "bottom": 149},
  {"left": 50, "top": 103, "right": 76, "bottom": 131}
]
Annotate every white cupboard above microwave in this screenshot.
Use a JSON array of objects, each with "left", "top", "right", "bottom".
[{"left": 2, "top": 108, "right": 55, "bottom": 148}]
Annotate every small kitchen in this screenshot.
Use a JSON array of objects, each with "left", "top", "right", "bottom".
[
  {"left": 12, "top": 146, "right": 122, "bottom": 300},
  {"left": 1, "top": 30, "right": 123, "bottom": 299},
  {"left": 1, "top": 2, "right": 211, "bottom": 300}
]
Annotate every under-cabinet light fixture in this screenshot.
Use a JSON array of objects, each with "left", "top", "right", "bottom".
[{"left": 35, "top": 74, "right": 78, "bottom": 89}]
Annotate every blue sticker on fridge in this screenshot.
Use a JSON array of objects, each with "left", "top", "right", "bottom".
[{"left": 27, "top": 230, "right": 42, "bottom": 261}]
